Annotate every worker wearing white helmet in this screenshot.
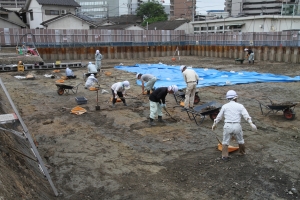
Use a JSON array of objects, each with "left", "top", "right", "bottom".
[
  {"left": 136, "top": 73, "right": 157, "bottom": 95},
  {"left": 244, "top": 48, "right": 254, "bottom": 64},
  {"left": 148, "top": 85, "right": 178, "bottom": 126},
  {"left": 212, "top": 90, "right": 257, "bottom": 161},
  {"left": 95, "top": 50, "right": 103, "bottom": 72},
  {"left": 180, "top": 65, "right": 200, "bottom": 111},
  {"left": 85, "top": 74, "right": 98, "bottom": 89},
  {"left": 87, "top": 61, "right": 97, "bottom": 73},
  {"left": 111, "top": 80, "right": 130, "bottom": 107}
]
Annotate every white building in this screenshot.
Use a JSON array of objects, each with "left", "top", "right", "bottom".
[
  {"left": 23, "top": 0, "right": 80, "bottom": 29},
  {"left": 191, "top": 15, "right": 300, "bottom": 34}
]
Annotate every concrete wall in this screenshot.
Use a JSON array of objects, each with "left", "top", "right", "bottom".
[{"left": 38, "top": 45, "right": 300, "bottom": 64}]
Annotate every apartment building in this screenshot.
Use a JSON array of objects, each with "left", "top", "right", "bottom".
[
  {"left": 170, "top": 0, "right": 196, "bottom": 20},
  {"left": 0, "top": 0, "right": 26, "bottom": 10},
  {"left": 225, "top": 0, "right": 300, "bottom": 17}
]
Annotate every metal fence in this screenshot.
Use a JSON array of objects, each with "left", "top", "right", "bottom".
[{"left": 0, "top": 28, "right": 299, "bottom": 48}]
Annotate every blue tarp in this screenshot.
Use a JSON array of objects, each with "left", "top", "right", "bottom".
[{"left": 115, "top": 63, "right": 300, "bottom": 89}]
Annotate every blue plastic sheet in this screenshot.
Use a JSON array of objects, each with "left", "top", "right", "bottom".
[{"left": 115, "top": 63, "right": 300, "bottom": 89}]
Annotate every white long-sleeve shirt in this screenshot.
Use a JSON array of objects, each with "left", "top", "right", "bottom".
[
  {"left": 111, "top": 82, "right": 125, "bottom": 94},
  {"left": 65, "top": 68, "right": 74, "bottom": 76},
  {"left": 182, "top": 69, "right": 199, "bottom": 83},
  {"left": 215, "top": 101, "right": 251, "bottom": 123},
  {"left": 85, "top": 75, "right": 98, "bottom": 88},
  {"left": 87, "top": 63, "right": 97, "bottom": 73}
]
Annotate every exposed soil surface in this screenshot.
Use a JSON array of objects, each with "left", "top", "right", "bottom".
[{"left": 0, "top": 56, "right": 300, "bottom": 200}]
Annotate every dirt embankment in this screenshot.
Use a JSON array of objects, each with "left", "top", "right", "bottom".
[{"left": 0, "top": 56, "right": 299, "bottom": 200}]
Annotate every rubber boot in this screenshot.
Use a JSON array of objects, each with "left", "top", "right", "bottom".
[
  {"left": 123, "top": 102, "right": 127, "bottom": 106},
  {"left": 222, "top": 145, "right": 230, "bottom": 161},
  {"left": 149, "top": 118, "right": 156, "bottom": 126},
  {"left": 239, "top": 144, "right": 246, "bottom": 155},
  {"left": 158, "top": 116, "right": 164, "bottom": 123}
]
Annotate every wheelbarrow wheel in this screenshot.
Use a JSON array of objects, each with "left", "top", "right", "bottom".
[
  {"left": 57, "top": 88, "right": 64, "bottom": 95},
  {"left": 209, "top": 110, "right": 219, "bottom": 121},
  {"left": 194, "top": 93, "right": 200, "bottom": 104},
  {"left": 283, "top": 108, "right": 295, "bottom": 120}
]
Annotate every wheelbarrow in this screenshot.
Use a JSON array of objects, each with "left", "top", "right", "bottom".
[
  {"left": 235, "top": 58, "right": 245, "bottom": 64},
  {"left": 174, "top": 90, "right": 200, "bottom": 106},
  {"left": 183, "top": 101, "right": 222, "bottom": 125},
  {"left": 256, "top": 97, "right": 297, "bottom": 120},
  {"left": 55, "top": 83, "right": 83, "bottom": 95}
]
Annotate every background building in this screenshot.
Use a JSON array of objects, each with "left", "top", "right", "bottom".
[
  {"left": 225, "top": 0, "right": 300, "bottom": 17},
  {"left": 170, "top": 0, "right": 196, "bottom": 20},
  {"left": 0, "top": 0, "right": 25, "bottom": 10}
]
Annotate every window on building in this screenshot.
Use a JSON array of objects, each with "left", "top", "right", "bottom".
[
  {"left": 194, "top": 27, "right": 200, "bottom": 31},
  {"left": 45, "top": 10, "right": 60, "bottom": 15},
  {"left": 0, "top": 14, "right": 8, "bottom": 19},
  {"left": 201, "top": 27, "right": 207, "bottom": 30},
  {"left": 30, "top": 11, "right": 33, "bottom": 21}
]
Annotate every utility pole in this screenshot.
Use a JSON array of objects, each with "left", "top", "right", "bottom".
[{"left": 192, "top": 0, "right": 194, "bottom": 22}]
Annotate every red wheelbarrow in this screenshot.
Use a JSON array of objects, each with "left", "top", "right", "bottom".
[{"left": 256, "top": 97, "right": 297, "bottom": 120}]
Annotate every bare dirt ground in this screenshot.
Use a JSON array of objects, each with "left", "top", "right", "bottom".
[{"left": 0, "top": 56, "right": 300, "bottom": 200}]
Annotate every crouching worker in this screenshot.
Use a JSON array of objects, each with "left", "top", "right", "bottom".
[
  {"left": 65, "top": 66, "right": 76, "bottom": 79},
  {"left": 111, "top": 80, "right": 130, "bottom": 107},
  {"left": 136, "top": 73, "right": 157, "bottom": 95},
  {"left": 212, "top": 90, "right": 257, "bottom": 162},
  {"left": 85, "top": 74, "right": 98, "bottom": 89},
  {"left": 148, "top": 85, "right": 178, "bottom": 126}
]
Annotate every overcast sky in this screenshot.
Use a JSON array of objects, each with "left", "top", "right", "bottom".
[{"left": 162, "top": 0, "right": 225, "bottom": 15}]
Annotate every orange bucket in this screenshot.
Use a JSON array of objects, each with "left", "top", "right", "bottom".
[{"left": 217, "top": 143, "right": 239, "bottom": 153}]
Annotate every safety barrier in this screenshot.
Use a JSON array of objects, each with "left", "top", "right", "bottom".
[{"left": 0, "top": 62, "right": 82, "bottom": 72}]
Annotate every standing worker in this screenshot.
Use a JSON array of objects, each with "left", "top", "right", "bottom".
[
  {"left": 85, "top": 74, "right": 98, "bottom": 89},
  {"left": 148, "top": 85, "right": 178, "bottom": 126},
  {"left": 244, "top": 48, "right": 254, "bottom": 64},
  {"left": 136, "top": 73, "right": 157, "bottom": 95},
  {"left": 180, "top": 65, "right": 199, "bottom": 110},
  {"left": 111, "top": 80, "right": 130, "bottom": 107},
  {"left": 95, "top": 50, "right": 103, "bottom": 72},
  {"left": 212, "top": 90, "right": 257, "bottom": 162}
]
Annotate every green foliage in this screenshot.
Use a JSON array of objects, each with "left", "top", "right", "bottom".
[{"left": 136, "top": 1, "right": 168, "bottom": 26}]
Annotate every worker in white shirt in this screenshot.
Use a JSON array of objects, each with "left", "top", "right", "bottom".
[
  {"left": 65, "top": 66, "right": 76, "bottom": 79},
  {"left": 87, "top": 62, "right": 97, "bottom": 73},
  {"left": 84, "top": 74, "right": 98, "bottom": 89},
  {"left": 111, "top": 80, "right": 130, "bottom": 107},
  {"left": 136, "top": 73, "right": 157, "bottom": 95},
  {"left": 95, "top": 50, "right": 103, "bottom": 72},
  {"left": 212, "top": 90, "right": 257, "bottom": 162},
  {"left": 180, "top": 65, "right": 199, "bottom": 110}
]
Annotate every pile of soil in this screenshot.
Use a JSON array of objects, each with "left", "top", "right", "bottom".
[{"left": 0, "top": 56, "right": 299, "bottom": 199}]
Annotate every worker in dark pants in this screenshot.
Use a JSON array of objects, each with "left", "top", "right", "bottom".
[
  {"left": 111, "top": 81, "right": 130, "bottom": 107},
  {"left": 244, "top": 48, "right": 254, "bottom": 64},
  {"left": 148, "top": 85, "right": 178, "bottom": 126}
]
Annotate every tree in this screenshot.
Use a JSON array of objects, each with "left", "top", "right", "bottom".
[{"left": 136, "top": 1, "right": 168, "bottom": 27}]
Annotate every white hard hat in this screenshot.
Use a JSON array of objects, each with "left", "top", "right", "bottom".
[
  {"left": 96, "top": 50, "right": 99, "bottom": 54},
  {"left": 180, "top": 65, "right": 186, "bottom": 72},
  {"left": 226, "top": 90, "right": 238, "bottom": 99},
  {"left": 244, "top": 48, "right": 248, "bottom": 51},
  {"left": 136, "top": 73, "right": 141, "bottom": 79},
  {"left": 168, "top": 85, "right": 178, "bottom": 93},
  {"left": 88, "top": 62, "right": 92, "bottom": 64},
  {"left": 90, "top": 74, "right": 94, "bottom": 76},
  {"left": 123, "top": 80, "right": 130, "bottom": 89}
]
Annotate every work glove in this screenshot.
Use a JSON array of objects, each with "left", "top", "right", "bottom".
[
  {"left": 212, "top": 120, "right": 217, "bottom": 131},
  {"left": 114, "top": 95, "right": 118, "bottom": 99},
  {"left": 249, "top": 123, "right": 257, "bottom": 132},
  {"left": 196, "top": 80, "right": 199, "bottom": 85},
  {"left": 161, "top": 104, "right": 166, "bottom": 108},
  {"left": 247, "top": 119, "right": 257, "bottom": 132}
]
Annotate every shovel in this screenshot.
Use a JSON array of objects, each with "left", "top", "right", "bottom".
[
  {"left": 95, "top": 86, "right": 100, "bottom": 111},
  {"left": 163, "top": 107, "right": 177, "bottom": 122}
]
